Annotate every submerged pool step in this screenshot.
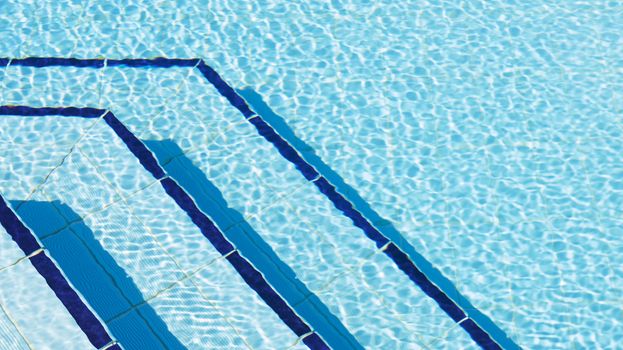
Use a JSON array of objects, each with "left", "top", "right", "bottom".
[
  {"left": 0, "top": 195, "right": 120, "bottom": 350},
  {"left": 0, "top": 57, "right": 513, "bottom": 350},
  {"left": 197, "top": 61, "right": 506, "bottom": 350},
  {"left": 0, "top": 105, "right": 331, "bottom": 350}
]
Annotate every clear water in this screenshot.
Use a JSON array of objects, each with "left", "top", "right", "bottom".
[{"left": 1, "top": 1, "right": 622, "bottom": 349}]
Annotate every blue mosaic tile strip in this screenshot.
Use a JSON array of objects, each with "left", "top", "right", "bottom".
[
  {"left": 8, "top": 57, "right": 106, "bottom": 68},
  {"left": 159, "top": 177, "right": 235, "bottom": 256},
  {"left": 461, "top": 319, "right": 501, "bottom": 350},
  {"left": 247, "top": 116, "right": 320, "bottom": 181},
  {"left": 0, "top": 105, "right": 102, "bottom": 118},
  {"left": 0, "top": 194, "right": 114, "bottom": 349},
  {"left": 303, "top": 333, "right": 332, "bottom": 349},
  {"left": 196, "top": 62, "right": 255, "bottom": 118},
  {"left": 102, "top": 112, "right": 166, "bottom": 180},
  {"left": 5, "top": 57, "right": 199, "bottom": 69},
  {"left": 106, "top": 58, "right": 200, "bottom": 68},
  {"left": 226, "top": 251, "right": 322, "bottom": 341},
  {"left": 383, "top": 243, "right": 466, "bottom": 322},
  {"left": 0, "top": 196, "right": 41, "bottom": 255},
  {"left": 313, "top": 177, "right": 390, "bottom": 248},
  {"left": 197, "top": 65, "right": 504, "bottom": 350}
]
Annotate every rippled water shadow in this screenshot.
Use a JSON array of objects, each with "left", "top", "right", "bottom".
[
  {"left": 12, "top": 200, "right": 187, "bottom": 350},
  {"left": 144, "top": 139, "right": 363, "bottom": 350}
]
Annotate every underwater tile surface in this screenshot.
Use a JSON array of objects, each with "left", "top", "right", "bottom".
[{"left": 1, "top": 0, "right": 622, "bottom": 349}]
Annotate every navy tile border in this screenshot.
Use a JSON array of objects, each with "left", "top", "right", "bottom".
[
  {"left": 0, "top": 196, "right": 41, "bottom": 255},
  {"left": 0, "top": 57, "right": 508, "bottom": 349},
  {"left": 246, "top": 116, "right": 320, "bottom": 181},
  {"left": 0, "top": 195, "right": 114, "bottom": 349},
  {"left": 0, "top": 105, "right": 102, "bottom": 118},
  {"left": 0, "top": 105, "right": 329, "bottom": 350},
  {"left": 102, "top": 112, "right": 166, "bottom": 180},
  {"left": 194, "top": 60, "right": 503, "bottom": 350}
]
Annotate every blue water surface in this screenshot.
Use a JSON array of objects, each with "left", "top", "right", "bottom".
[{"left": 0, "top": 1, "right": 622, "bottom": 349}]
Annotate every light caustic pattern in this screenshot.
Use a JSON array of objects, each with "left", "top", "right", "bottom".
[
  {"left": 0, "top": 61, "right": 498, "bottom": 346},
  {"left": 1, "top": 1, "right": 622, "bottom": 349}
]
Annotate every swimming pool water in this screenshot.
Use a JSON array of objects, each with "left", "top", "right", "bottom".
[{"left": 1, "top": 1, "right": 622, "bottom": 349}]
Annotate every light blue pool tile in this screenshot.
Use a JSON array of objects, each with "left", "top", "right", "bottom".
[
  {"left": 313, "top": 249, "right": 465, "bottom": 349},
  {"left": 1, "top": 66, "right": 103, "bottom": 107},
  {"left": 192, "top": 257, "right": 302, "bottom": 349},
  {"left": 100, "top": 68, "right": 242, "bottom": 151},
  {"left": 0, "top": 259, "right": 94, "bottom": 350},
  {"left": 240, "top": 182, "right": 377, "bottom": 292},
  {"left": 0, "top": 303, "right": 29, "bottom": 350},
  {"left": 431, "top": 322, "right": 482, "bottom": 350},
  {"left": 33, "top": 151, "right": 184, "bottom": 304},
  {"left": 141, "top": 278, "right": 249, "bottom": 350},
  {"left": 76, "top": 199, "right": 185, "bottom": 303},
  {"left": 120, "top": 180, "right": 222, "bottom": 274},
  {"left": 0, "top": 224, "right": 25, "bottom": 270},
  {"left": 34, "top": 149, "right": 122, "bottom": 215},
  {"left": 179, "top": 120, "right": 308, "bottom": 215},
  {"left": 0, "top": 115, "right": 91, "bottom": 200},
  {"left": 77, "top": 120, "right": 156, "bottom": 197}
]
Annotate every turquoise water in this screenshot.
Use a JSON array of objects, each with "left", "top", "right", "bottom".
[{"left": 1, "top": 1, "right": 622, "bottom": 349}]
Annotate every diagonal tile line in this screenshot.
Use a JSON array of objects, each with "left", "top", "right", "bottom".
[
  {"left": 35, "top": 178, "right": 165, "bottom": 243},
  {"left": 100, "top": 254, "right": 256, "bottom": 350},
  {"left": 72, "top": 145, "right": 256, "bottom": 350},
  {"left": 0, "top": 300, "right": 34, "bottom": 350},
  {"left": 12, "top": 110, "right": 109, "bottom": 213},
  {"left": 0, "top": 190, "right": 117, "bottom": 349},
  {"left": 34, "top": 185, "right": 184, "bottom": 350}
]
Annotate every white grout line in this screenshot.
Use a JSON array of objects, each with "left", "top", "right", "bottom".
[
  {"left": 0, "top": 301, "right": 34, "bottom": 350},
  {"left": 25, "top": 248, "right": 44, "bottom": 259},
  {"left": 222, "top": 249, "right": 237, "bottom": 259},
  {"left": 98, "top": 340, "right": 119, "bottom": 350}
]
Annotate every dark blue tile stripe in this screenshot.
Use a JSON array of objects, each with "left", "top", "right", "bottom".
[
  {"left": 313, "top": 177, "right": 389, "bottom": 248},
  {"left": 226, "top": 252, "right": 322, "bottom": 341},
  {"left": 4, "top": 57, "right": 199, "bottom": 68},
  {"left": 103, "top": 112, "right": 166, "bottom": 180},
  {"left": 247, "top": 117, "right": 320, "bottom": 181},
  {"left": 102, "top": 113, "right": 328, "bottom": 349},
  {"left": 0, "top": 105, "right": 103, "bottom": 118},
  {"left": 29, "top": 253, "right": 113, "bottom": 348},
  {"left": 195, "top": 61, "right": 502, "bottom": 350},
  {"left": 303, "top": 333, "right": 331, "bottom": 349},
  {"left": 106, "top": 58, "right": 200, "bottom": 68},
  {"left": 0, "top": 194, "right": 113, "bottom": 349},
  {"left": 9, "top": 57, "right": 106, "bottom": 68},
  {"left": 160, "top": 178, "right": 235, "bottom": 255},
  {"left": 196, "top": 62, "right": 255, "bottom": 118},
  {"left": 384, "top": 243, "right": 501, "bottom": 347},
  {"left": 0, "top": 196, "right": 41, "bottom": 255},
  {"left": 461, "top": 319, "right": 502, "bottom": 350},
  {"left": 383, "top": 243, "right": 466, "bottom": 322}
]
